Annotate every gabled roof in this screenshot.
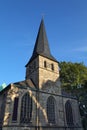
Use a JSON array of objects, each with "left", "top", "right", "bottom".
[
  {"left": 26, "top": 19, "right": 58, "bottom": 66},
  {"left": 14, "top": 79, "right": 36, "bottom": 90},
  {"left": 0, "top": 79, "right": 36, "bottom": 94}
]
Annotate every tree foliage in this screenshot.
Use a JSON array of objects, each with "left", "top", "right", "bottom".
[{"left": 59, "top": 61, "right": 87, "bottom": 129}]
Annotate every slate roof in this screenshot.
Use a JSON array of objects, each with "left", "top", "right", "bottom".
[
  {"left": 26, "top": 19, "right": 58, "bottom": 67},
  {"left": 14, "top": 79, "right": 36, "bottom": 90},
  {"left": 0, "top": 79, "right": 36, "bottom": 94}
]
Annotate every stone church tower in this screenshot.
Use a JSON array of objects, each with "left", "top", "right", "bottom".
[
  {"left": 25, "top": 19, "right": 60, "bottom": 90},
  {"left": 0, "top": 19, "right": 83, "bottom": 130}
]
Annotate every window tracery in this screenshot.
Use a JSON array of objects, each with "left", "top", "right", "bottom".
[
  {"left": 65, "top": 100, "right": 73, "bottom": 126},
  {"left": 47, "top": 96, "right": 55, "bottom": 124},
  {"left": 20, "top": 92, "right": 32, "bottom": 124},
  {"left": 12, "top": 97, "right": 19, "bottom": 121}
]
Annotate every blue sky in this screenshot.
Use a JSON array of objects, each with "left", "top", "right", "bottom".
[{"left": 0, "top": 0, "right": 87, "bottom": 85}]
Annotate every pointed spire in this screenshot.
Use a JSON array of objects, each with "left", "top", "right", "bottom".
[
  {"left": 26, "top": 19, "right": 57, "bottom": 66},
  {"left": 32, "top": 19, "right": 51, "bottom": 57}
]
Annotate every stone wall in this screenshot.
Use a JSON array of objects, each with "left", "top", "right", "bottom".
[
  {"left": 26, "top": 57, "right": 39, "bottom": 87},
  {"left": 1, "top": 86, "right": 83, "bottom": 130},
  {"left": 0, "top": 91, "right": 7, "bottom": 126},
  {"left": 25, "top": 55, "right": 60, "bottom": 90},
  {"left": 2, "top": 126, "right": 83, "bottom": 130},
  {"left": 39, "top": 55, "right": 59, "bottom": 89}
]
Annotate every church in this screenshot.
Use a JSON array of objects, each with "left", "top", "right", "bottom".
[{"left": 0, "top": 19, "right": 83, "bottom": 130}]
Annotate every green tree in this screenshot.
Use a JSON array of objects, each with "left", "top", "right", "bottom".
[{"left": 59, "top": 61, "right": 87, "bottom": 129}]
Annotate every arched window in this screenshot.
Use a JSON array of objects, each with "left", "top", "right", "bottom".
[
  {"left": 12, "top": 97, "right": 19, "bottom": 121},
  {"left": 65, "top": 100, "right": 73, "bottom": 126},
  {"left": 44, "top": 61, "right": 47, "bottom": 68},
  {"left": 20, "top": 93, "right": 32, "bottom": 123},
  {"left": 51, "top": 63, "right": 54, "bottom": 71},
  {"left": 47, "top": 96, "right": 55, "bottom": 124}
]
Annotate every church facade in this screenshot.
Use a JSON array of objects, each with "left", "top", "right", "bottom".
[{"left": 0, "top": 19, "right": 83, "bottom": 130}]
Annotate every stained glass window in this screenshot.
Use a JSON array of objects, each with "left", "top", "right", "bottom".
[
  {"left": 65, "top": 100, "right": 73, "bottom": 126},
  {"left": 20, "top": 93, "right": 32, "bottom": 124},
  {"left": 12, "top": 97, "right": 19, "bottom": 121},
  {"left": 47, "top": 96, "right": 55, "bottom": 124}
]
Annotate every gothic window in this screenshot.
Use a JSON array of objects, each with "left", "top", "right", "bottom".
[
  {"left": 51, "top": 63, "right": 54, "bottom": 71},
  {"left": 0, "top": 94, "right": 6, "bottom": 123},
  {"left": 12, "top": 97, "right": 19, "bottom": 121},
  {"left": 47, "top": 96, "right": 55, "bottom": 124},
  {"left": 20, "top": 92, "right": 32, "bottom": 124},
  {"left": 65, "top": 100, "right": 73, "bottom": 126},
  {"left": 44, "top": 61, "right": 47, "bottom": 68}
]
